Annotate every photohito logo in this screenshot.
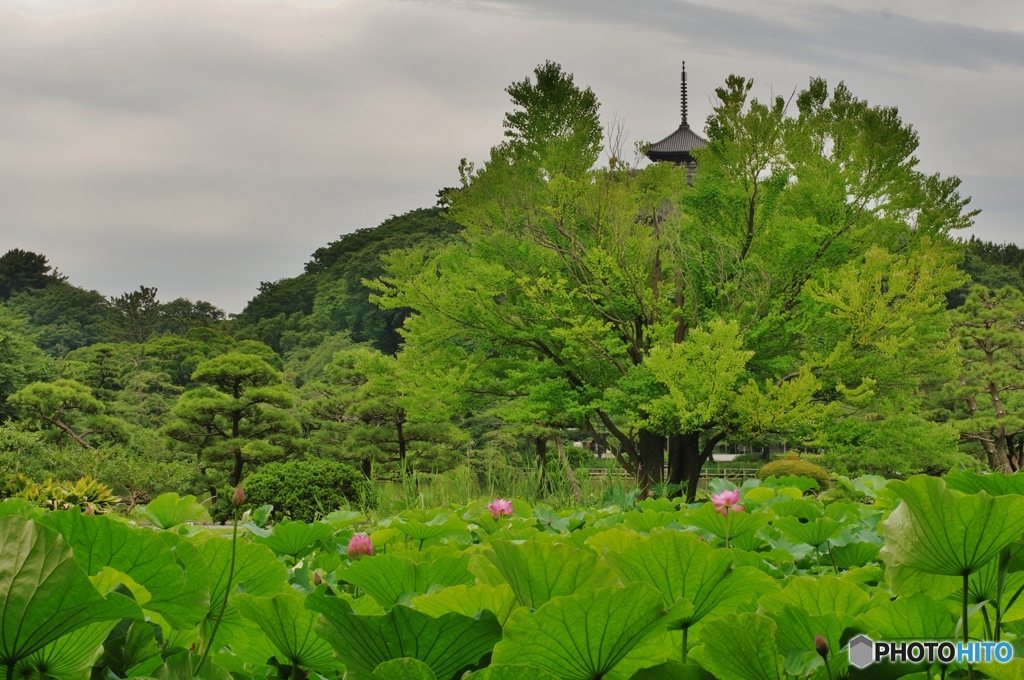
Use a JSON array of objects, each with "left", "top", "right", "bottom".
[{"left": 848, "top": 634, "right": 1014, "bottom": 669}]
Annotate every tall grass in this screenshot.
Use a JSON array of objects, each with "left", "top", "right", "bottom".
[{"left": 363, "top": 464, "right": 643, "bottom": 518}]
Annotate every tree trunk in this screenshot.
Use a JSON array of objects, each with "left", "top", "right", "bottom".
[
  {"left": 636, "top": 429, "right": 664, "bottom": 494},
  {"left": 361, "top": 458, "right": 372, "bottom": 479},
  {"left": 230, "top": 448, "right": 244, "bottom": 486},
  {"left": 992, "top": 432, "right": 1014, "bottom": 473}
]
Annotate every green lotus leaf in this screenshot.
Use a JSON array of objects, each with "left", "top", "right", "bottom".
[
  {"left": 194, "top": 532, "right": 287, "bottom": 658},
  {"left": 584, "top": 527, "right": 639, "bottom": 555},
  {"left": 767, "top": 605, "right": 847, "bottom": 676},
  {"left": 627, "top": 661, "right": 715, "bottom": 679},
  {"left": 0, "top": 498, "right": 43, "bottom": 520},
  {"left": 686, "top": 503, "right": 768, "bottom": 542},
  {"left": 136, "top": 493, "right": 210, "bottom": 529},
  {"left": 16, "top": 620, "right": 118, "bottom": 680},
  {"left": 395, "top": 513, "right": 463, "bottom": 543},
  {"left": 252, "top": 519, "right": 336, "bottom": 558},
  {"left": 944, "top": 470, "right": 1024, "bottom": 496},
  {"left": 830, "top": 541, "right": 880, "bottom": 569},
  {"left": 39, "top": 510, "right": 210, "bottom": 629},
  {"left": 694, "top": 612, "right": 784, "bottom": 680},
  {"left": 604, "top": 530, "right": 779, "bottom": 628},
  {"left": 490, "top": 583, "right": 675, "bottom": 680},
  {"left": 306, "top": 589, "right": 502, "bottom": 680},
  {"left": 978, "top": 658, "right": 1024, "bottom": 680},
  {"left": 373, "top": 658, "right": 438, "bottom": 680},
  {"left": 411, "top": 583, "right": 517, "bottom": 625},
  {"left": 0, "top": 516, "right": 142, "bottom": 670},
  {"left": 855, "top": 593, "right": 955, "bottom": 640},
  {"left": 622, "top": 511, "right": 680, "bottom": 533},
  {"left": 774, "top": 516, "right": 843, "bottom": 549},
  {"left": 342, "top": 553, "right": 474, "bottom": 609},
  {"left": 97, "top": 620, "right": 162, "bottom": 677},
  {"left": 234, "top": 591, "right": 339, "bottom": 671},
  {"left": 880, "top": 475, "right": 1024, "bottom": 576},
  {"left": 485, "top": 539, "right": 618, "bottom": 609},
  {"left": 196, "top": 532, "right": 288, "bottom": 604},
  {"left": 767, "top": 498, "right": 823, "bottom": 521},
  {"left": 760, "top": 575, "right": 873, "bottom": 619},
  {"left": 149, "top": 650, "right": 232, "bottom": 680},
  {"left": 465, "top": 665, "right": 559, "bottom": 679}
]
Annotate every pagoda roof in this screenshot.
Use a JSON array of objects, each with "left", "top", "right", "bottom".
[
  {"left": 647, "top": 124, "right": 707, "bottom": 165},
  {"left": 646, "top": 61, "right": 708, "bottom": 166}
]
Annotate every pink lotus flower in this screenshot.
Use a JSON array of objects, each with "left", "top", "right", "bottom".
[
  {"left": 488, "top": 498, "right": 514, "bottom": 520},
  {"left": 711, "top": 489, "right": 745, "bottom": 516},
  {"left": 347, "top": 533, "right": 373, "bottom": 560},
  {"left": 232, "top": 486, "right": 245, "bottom": 507}
]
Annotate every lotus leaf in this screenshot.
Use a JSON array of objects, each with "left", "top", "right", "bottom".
[
  {"left": 342, "top": 553, "right": 474, "bottom": 609},
  {"left": 307, "top": 589, "right": 502, "bottom": 680},
  {"left": 136, "top": 493, "right": 210, "bottom": 529},
  {"left": 490, "top": 583, "right": 675, "bottom": 680},
  {"left": 0, "top": 516, "right": 142, "bottom": 672},
  {"left": 486, "top": 539, "right": 618, "bottom": 608},
  {"left": 881, "top": 475, "right": 1024, "bottom": 576}
]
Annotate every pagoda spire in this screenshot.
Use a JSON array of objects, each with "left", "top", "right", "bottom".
[{"left": 680, "top": 61, "right": 689, "bottom": 128}]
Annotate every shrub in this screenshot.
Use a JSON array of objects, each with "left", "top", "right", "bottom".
[
  {"left": 233, "top": 458, "right": 371, "bottom": 523},
  {"left": 757, "top": 456, "right": 831, "bottom": 490}
]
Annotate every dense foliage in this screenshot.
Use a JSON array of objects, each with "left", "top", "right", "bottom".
[
  {"left": 1, "top": 59, "right": 1023, "bottom": 512},
  {"left": 4, "top": 469, "right": 1024, "bottom": 679},
  {"left": 236, "top": 458, "right": 371, "bottom": 523}
]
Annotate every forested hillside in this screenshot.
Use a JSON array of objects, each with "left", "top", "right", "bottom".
[{"left": 2, "top": 62, "right": 1023, "bottom": 514}]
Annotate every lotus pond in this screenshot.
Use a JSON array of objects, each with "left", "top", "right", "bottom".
[{"left": 4, "top": 471, "right": 1024, "bottom": 680}]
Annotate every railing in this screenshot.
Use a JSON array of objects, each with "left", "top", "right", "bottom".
[{"left": 586, "top": 467, "right": 761, "bottom": 480}]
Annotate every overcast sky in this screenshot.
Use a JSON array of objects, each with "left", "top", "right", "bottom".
[{"left": 1, "top": 0, "right": 1022, "bottom": 313}]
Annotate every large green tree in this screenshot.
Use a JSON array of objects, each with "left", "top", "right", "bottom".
[
  {"left": 0, "top": 306, "right": 49, "bottom": 421},
  {"left": 0, "top": 249, "right": 57, "bottom": 300},
  {"left": 164, "top": 352, "right": 300, "bottom": 487},
  {"left": 301, "top": 347, "right": 466, "bottom": 475},
  {"left": 373, "top": 64, "right": 974, "bottom": 496},
  {"left": 942, "top": 285, "right": 1024, "bottom": 471}
]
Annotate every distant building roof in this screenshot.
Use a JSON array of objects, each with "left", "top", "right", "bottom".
[{"left": 646, "top": 62, "right": 707, "bottom": 166}]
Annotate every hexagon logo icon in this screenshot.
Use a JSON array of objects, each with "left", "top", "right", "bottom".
[{"left": 849, "top": 634, "right": 875, "bottom": 669}]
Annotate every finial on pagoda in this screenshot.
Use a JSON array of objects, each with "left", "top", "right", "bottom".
[{"left": 680, "top": 61, "right": 689, "bottom": 128}]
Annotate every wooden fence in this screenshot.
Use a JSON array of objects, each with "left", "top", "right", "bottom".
[{"left": 586, "top": 467, "right": 761, "bottom": 481}]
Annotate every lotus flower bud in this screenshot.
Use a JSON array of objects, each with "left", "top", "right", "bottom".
[
  {"left": 313, "top": 571, "right": 323, "bottom": 586},
  {"left": 232, "top": 486, "right": 245, "bottom": 507},
  {"left": 348, "top": 534, "right": 373, "bottom": 560},
  {"left": 814, "top": 634, "right": 829, "bottom": 659},
  {"left": 488, "top": 498, "right": 514, "bottom": 520}
]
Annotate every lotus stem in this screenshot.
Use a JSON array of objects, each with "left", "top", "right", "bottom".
[
  {"left": 827, "top": 541, "right": 839, "bottom": 574},
  {"left": 6, "top": 660, "right": 14, "bottom": 680},
  {"left": 964, "top": 572, "right": 975, "bottom": 680},
  {"left": 823, "top": 656, "right": 833, "bottom": 680},
  {"left": 195, "top": 505, "right": 240, "bottom": 675},
  {"left": 682, "top": 627, "right": 688, "bottom": 663}
]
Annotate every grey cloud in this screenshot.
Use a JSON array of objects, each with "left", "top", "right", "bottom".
[
  {"left": 0, "top": 0, "right": 1020, "bottom": 312},
  {"left": 483, "top": 0, "right": 1024, "bottom": 71}
]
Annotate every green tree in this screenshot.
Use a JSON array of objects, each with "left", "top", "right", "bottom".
[
  {"left": 303, "top": 348, "right": 466, "bottom": 475},
  {"left": 7, "top": 282, "right": 118, "bottom": 354},
  {"left": 111, "top": 286, "right": 161, "bottom": 343},
  {"left": 372, "top": 66, "right": 974, "bottom": 496},
  {"left": 943, "top": 286, "right": 1024, "bottom": 471},
  {"left": 164, "top": 352, "right": 300, "bottom": 487},
  {"left": 0, "top": 249, "right": 58, "bottom": 301},
  {"left": 7, "top": 379, "right": 128, "bottom": 449},
  {"left": 0, "top": 306, "right": 49, "bottom": 421}
]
